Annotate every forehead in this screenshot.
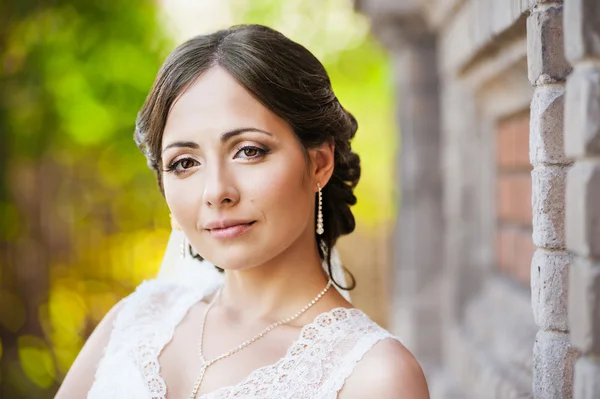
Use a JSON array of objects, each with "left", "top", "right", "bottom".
[{"left": 163, "top": 66, "right": 288, "bottom": 144}]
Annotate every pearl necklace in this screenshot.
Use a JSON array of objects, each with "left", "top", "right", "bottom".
[{"left": 189, "top": 280, "right": 334, "bottom": 398}]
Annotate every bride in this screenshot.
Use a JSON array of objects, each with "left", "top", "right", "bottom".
[{"left": 55, "top": 24, "right": 429, "bottom": 399}]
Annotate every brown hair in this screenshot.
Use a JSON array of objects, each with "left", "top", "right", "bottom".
[{"left": 134, "top": 24, "right": 359, "bottom": 290}]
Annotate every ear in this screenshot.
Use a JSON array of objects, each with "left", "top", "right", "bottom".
[{"left": 308, "top": 140, "right": 335, "bottom": 190}]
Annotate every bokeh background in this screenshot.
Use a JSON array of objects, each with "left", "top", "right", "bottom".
[
  {"left": 3, "top": 0, "right": 596, "bottom": 397},
  {"left": 0, "top": 1, "right": 396, "bottom": 397}
]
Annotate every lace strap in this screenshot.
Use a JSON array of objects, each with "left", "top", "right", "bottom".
[
  {"left": 138, "top": 280, "right": 212, "bottom": 399},
  {"left": 92, "top": 279, "right": 212, "bottom": 399},
  {"left": 318, "top": 329, "right": 399, "bottom": 398}
]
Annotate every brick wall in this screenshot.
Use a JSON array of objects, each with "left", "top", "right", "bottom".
[
  {"left": 496, "top": 112, "right": 534, "bottom": 285},
  {"left": 355, "top": 0, "right": 598, "bottom": 396}
]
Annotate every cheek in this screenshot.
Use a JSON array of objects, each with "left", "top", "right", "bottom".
[
  {"left": 247, "top": 154, "right": 312, "bottom": 224},
  {"left": 163, "top": 175, "right": 202, "bottom": 229}
]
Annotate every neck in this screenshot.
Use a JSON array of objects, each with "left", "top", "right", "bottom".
[{"left": 218, "top": 236, "right": 331, "bottom": 324}]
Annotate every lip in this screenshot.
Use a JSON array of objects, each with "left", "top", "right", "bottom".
[{"left": 204, "top": 220, "right": 256, "bottom": 239}]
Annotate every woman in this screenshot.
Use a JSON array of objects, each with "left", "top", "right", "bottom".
[{"left": 56, "top": 24, "right": 429, "bottom": 399}]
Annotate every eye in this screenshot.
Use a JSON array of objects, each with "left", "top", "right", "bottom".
[
  {"left": 164, "top": 157, "right": 200, "bottom": 175},
  {"left": 235, "top": 145, "right": 268, "bottom": 160}
]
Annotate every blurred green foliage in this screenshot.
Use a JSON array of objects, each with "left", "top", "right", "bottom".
[
  {"left": 0, "top": 1, "right": 172, "bottom": 397},
  {"left": 0, "top": 0, "right": 395, "bottom": 397}
]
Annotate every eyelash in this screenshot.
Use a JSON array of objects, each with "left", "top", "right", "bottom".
[
  {"left": 164, "top": 158, "right": 198, "bottom": 175},
  {"left": 163, "top": 145, "right": 269, "bottom": 175}
]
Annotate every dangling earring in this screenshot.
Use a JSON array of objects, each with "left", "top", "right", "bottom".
[
  {"left": 316, "top": 183, "right": 324, "bottom": 235},
  {"left": 170, "top": 213, "right": 188, "bottom": 259},
  {"left": 181, "top": 235, "right": 188, "bottom": 259}
]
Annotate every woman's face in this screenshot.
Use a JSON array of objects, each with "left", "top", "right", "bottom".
[{"left": 161, "top": 66, "right": 328, "bottom": 270}]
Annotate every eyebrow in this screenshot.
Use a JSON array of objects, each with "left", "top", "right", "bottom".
[{"left": 162, "top": 128, "right": 273, "bottom": 154}]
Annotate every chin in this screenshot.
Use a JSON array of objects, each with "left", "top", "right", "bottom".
[
  {"left": 200, "top": 246, "right": 267, "bottom": 271},
  {"left": 194, "top": 228, "right": 298, "bottom": 271}
]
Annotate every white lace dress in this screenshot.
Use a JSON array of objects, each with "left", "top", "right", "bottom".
[{"left": 87, "top": 279, "right": 399, "bottom": 399}]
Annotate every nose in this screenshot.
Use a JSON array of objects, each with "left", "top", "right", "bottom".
[{"left": 202, "top": 163, "right": 240, "bottom": 208}]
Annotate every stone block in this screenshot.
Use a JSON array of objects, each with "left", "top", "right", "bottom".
[
  {"left": 533, "top": 330, "right": 577, "bottom": 398},
  {"left": 527, "top": 5, "right": 572, "bottom": 85},
  {"left": 565, "top": 66, "right": 600, "bottom": 158},
  {"left": 531, "top": 249, "right": 573, "bottom": 331},
  {"left": 532, "top": 166, "right": 568, "bottom": 249},
  {"left": 569, "top": 258, "right": 600, "bottom": 354},
  {"left": 530, "top": 85, "right": 568, "bottom": 165},
  {"left": 564, "top": 0, "right": 600, "bottom": 63},
  {"left": 574, "top": 357, "right": 600, "bottom": 399},
  {"left": 566, "top": 160, "right": 600, "bottom": 258}
]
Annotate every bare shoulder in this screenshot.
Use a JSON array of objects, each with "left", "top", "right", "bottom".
[
  {"left": 54, "top": 299, "right": 124, "bottom": 399},
  {"left": 338, "top": 338, "right": 430, "bottom": 399}
]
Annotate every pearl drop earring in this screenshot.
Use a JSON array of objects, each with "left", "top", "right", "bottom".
[
  {"left": 316, "top": 183, "right": 324, "bottom": 235},
  {"left": 181, "top": 235, "right": 188, "bottom": 259},
  {"left": 170, "top": 213, "right": 188, "bottom": 259}
]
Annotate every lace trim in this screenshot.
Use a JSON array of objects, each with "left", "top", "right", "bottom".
[
  {"left": 143, "top": 282, "right": 208, "bottom": 399},
  {"left": 317, "top": 331, "right": 398, "bottom": 398},
  {"left": 200, "top": 307, "right": 375, "bottom": 399},
  {"left": 109, "top": 280, "right": 210, "bottom": 399},
  {"left": 95, "top": 279, "right": 396, "bottom": 399}
]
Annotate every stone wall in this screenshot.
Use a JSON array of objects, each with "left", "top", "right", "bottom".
[
  {"left": 564, "top": 0, "right": 600, "bottom": 397},
  {"left": 355, "top": 0, "right": 600, "bottom": 397}
]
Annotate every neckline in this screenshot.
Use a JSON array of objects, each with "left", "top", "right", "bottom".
[
  {"left": 157, "top": 283, "right": 364, "bottom": 399},
  {"left": 196, "top": 305, "right": 365, "bottom": 398},
  {"left": 197, "top": 279, "right": 334, "bottom": 366}
]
